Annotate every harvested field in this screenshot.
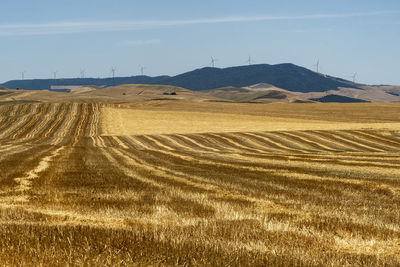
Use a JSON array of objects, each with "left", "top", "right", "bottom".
[{"left": 0, "top": 101, "right": 400, "bottom": 266}]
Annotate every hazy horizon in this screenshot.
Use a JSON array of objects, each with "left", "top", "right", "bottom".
[{"left": 1, "top": 0, "right": 399, "bottom": 85}]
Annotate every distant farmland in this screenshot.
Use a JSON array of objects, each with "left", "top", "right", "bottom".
[{"left": 0, "top": 101, "right": 400, "bottom": 265}]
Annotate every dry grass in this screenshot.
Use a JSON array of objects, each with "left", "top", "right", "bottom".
[
  {"left": 0, "top": 101, "right": 400, "bottom": 266},
  {"left": 102, "top": 107, "right": 400, "bottom": 135}
]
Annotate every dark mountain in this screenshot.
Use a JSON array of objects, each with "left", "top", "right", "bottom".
[
  {"left": 311, "top": 95, "right": 370, "bottom": 103},
  {"left": 158, "top": 64, "right": 360, "bottom": 92},
  {"left": 1, "top": 63, "right": 360, "bottom": 92}
]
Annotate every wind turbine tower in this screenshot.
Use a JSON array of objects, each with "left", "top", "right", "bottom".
[
  {"left": 111, "top": 67, "right": 116, "bottom": 85},
  {"left": 210, "top": 57, "right": 217, "bottom": 68},
  {"left": 53, "top": 71, "right": 58, "bottom": 80},
  {"left": 20, "top": 71, "right": 26, "bottom": 80},
  {"left": 140, "top": 65, "right": 145, "bottom": 76},
  {"left": 313, "top": 59, "right": 320, "bottom": 73},
  {"left": 350, "top": 72, "right": 357, "bottom": 83},
  {"left": 246, "top": 56, "right": 253, "bottom": 65},
  {"left": 80, "top": 69, "right": 85, "bottom": 79}
]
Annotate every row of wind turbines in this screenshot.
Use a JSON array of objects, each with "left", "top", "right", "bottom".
[
  {"left": 312, "top": 59, "right": 357, "bottom": 83},
  {"left": 18, "top": 58, "right": 358, "bottom": 83},
  {"left": 19, "top": 65, "right": 147, "bottom": 81}
]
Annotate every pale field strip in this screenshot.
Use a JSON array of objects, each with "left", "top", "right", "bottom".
[{"left": 102, "top": 107, "right": 400, "bottom": 136}]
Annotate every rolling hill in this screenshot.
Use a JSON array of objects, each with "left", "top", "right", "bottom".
[
  {"left": 0, "top": 84, "right": 223, "bottom": 104},
  {"left": 202, "top": 85, "right": 313, "bottom": 103}
]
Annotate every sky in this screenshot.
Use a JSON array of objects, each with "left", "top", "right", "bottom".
[{"left": 0, "top": 0, "right": 399, "bottom": 85}]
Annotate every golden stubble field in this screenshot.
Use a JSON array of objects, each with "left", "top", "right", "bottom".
[{"left": 0, "top": 100, "right": 400, "bottom": 266}]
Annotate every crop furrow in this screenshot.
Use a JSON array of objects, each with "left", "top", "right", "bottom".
[{"left": 312, "top": 131, "right": 381, "bottom": 152}]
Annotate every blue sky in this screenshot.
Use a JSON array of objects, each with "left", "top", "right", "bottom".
[{"left": 0, "top": 0, "right": 399, "bottom": 85}]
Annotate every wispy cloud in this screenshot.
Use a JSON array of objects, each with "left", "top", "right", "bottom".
[
  {"left": 118, "top": 39, "right": 161, "bottom": 46},
  {"left": 291, "top": 28, "right": 333, "bottom": 33},
  {"left": 0, "top": 10, "right": 398, "bottom": 36}
]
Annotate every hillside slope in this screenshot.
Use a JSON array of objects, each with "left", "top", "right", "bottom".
[{"left": 202, "top": 85, "right": 312, "bottom": 103}]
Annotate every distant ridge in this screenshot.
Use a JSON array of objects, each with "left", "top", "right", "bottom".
[
  {"left": 158, "top": 64, "right": 361, "bottom": 92},
  {"left": 0, "top": 76, "right": 169, "bottom": 91},
  {"left": 310, "top": 94, "right": 370, "bottom": 103},
  {"left": 1, "top": 63, "right": 361, "bottom": 92}
]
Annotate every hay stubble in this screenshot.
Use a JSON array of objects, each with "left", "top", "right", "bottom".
[{"left": 0, "top": 101, "right": 399, "bottom": 266}]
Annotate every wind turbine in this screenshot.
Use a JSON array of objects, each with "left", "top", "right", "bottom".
[
  {"left": 80, "top": 69, "right": 85, "bottom": 79},
  {"left": 210, "top": 56, "right": 218, "bottom": 68},
  {"left": 111, "top": 67, "right": 116, "bottom": 85},
  {"left": 53, "top": 71, "right": 58, "bottom": 80},
  {"left": 246, "top": 56, "right": 254, "bottom": 65},
  {"left": 313, "top": 59, "right": 320, "bottom": 73},
  {"left": 350, "top": 72, "right": 357, "bottom": 83},
  {"left": 139, "top": 65, "right": 145, "bottom": 76},
  {"left": 20, "top": 71, "right": 26, "bottom": 80}
]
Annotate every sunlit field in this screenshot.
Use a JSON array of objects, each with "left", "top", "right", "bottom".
[{"left": 1, "top": 101, "right": 400, "bottom": 266}]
